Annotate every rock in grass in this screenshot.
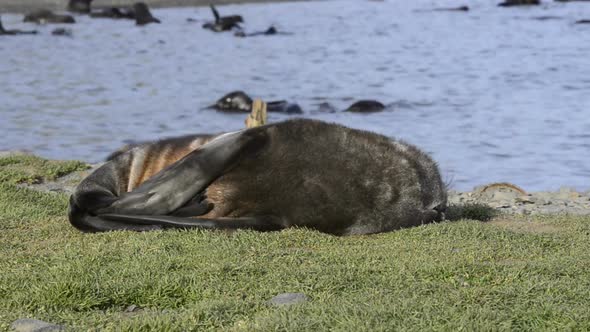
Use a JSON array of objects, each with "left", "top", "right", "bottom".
[
  {"left": 10, "top": 318, "right": 64, "bottom": 332},
  {"left": 125, "top": 304, "right": 141, "bottom": 313},
  {"left": 268, "top": 293, "right": 309, "bottom": 306}
]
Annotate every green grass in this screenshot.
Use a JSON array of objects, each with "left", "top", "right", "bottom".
[
  {"left": 1, "top": 155, "right": 590, "bottom": 331},
  {"left": 446, "top": 202, "right": 499, "bottom": 222},
  {"left": 0, "top": 154, "right": 88, "bottom": 185}
]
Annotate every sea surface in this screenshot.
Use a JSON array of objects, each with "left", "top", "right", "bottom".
[{"left": 1, "top": 0, "right": 589, "bottom": 191}]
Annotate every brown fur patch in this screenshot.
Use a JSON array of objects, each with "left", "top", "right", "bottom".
[{"left": 127, "top": 142, "right": 206, "bottom": 191}]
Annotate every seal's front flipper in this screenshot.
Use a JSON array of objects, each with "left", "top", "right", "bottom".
[
  {"left": 210, "top": 4, "right": 220, "bottom": 22},
  {"left": 171, "top": 193, "right": 214, "bottom": 217},
  {"left": 99, "top": 215, "right": 284, "bottom": 232},
  {"left": 97, "top": 128, "right": 268, "bottom": 216}
]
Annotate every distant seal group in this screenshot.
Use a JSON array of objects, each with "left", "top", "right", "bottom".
[{"left": 208, "top": 91, "right": 303, "bottom": 114}]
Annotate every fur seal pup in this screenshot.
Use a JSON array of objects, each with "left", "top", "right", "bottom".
[
  {"left": 133, "top": 2, "right": 160, "bottom": 25},
  {"left": 0, "top": 17, "right": 37, "bottom": 35},
  {"left": 67, "top": 0, "right": 93, "bottom": 14},
  {"left": 208, "top": 91, "right": 303, "bottom": 114},
  {"left": 23, "top": 10, "right": 76, "bottom": 24},
  {"left": 203, "top": 4, "right": 243, "bottom": 32},
  {"left": 498, "top": 0, "right": 539, "bottom": 6},
  {"left": 344, "top": 100, "right": 386, "bottom": 113},
  {"left": 68, "top": 119, "right": 447, "bottom": 235}
]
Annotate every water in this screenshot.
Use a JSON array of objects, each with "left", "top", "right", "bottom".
[{"left": 1, "top": 0, "right": 589, "bottom": 191}]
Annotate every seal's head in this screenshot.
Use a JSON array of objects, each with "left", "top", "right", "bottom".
[{"left": 213, "top": 91, "right": 253, "bottom": 112}]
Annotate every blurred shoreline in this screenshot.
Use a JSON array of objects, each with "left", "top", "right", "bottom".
[{"left": 0, "top": 0, "right": 311, "bottom": 13}]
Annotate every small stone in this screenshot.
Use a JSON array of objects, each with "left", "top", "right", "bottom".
[
  {"left": 489, "top": 201, "right": 512, "bottom": 209},
  {"left": 491, "top": 191, "right": 520, "bottom": 201},
  {"left": 515, "top": 196, "right": 535, "bottom": 204},
  {"left": 125, "top": 305, "right": 140, "bottom": 312},
  {"left": 267, "top": 293, "right": 309, "bottom": 306},
  {"left": 10, "top": 318, "right": 64, "bottom": 332}
]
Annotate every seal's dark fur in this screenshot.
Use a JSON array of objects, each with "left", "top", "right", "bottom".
[{"left": 69, "top": 119, "right": 446, "bottom": 235}]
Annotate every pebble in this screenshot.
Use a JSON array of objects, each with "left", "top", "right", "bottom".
[{"left": 267, "top": 293, "right": 309, "bottom": 306}]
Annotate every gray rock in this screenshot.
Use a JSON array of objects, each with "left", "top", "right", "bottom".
[
  {"left": 10, "top": 318, "right": 64, "bottom": 332},
  {"left": 490, "top": 191, "right": 520, "bottom": 202},
  {"left": 445, "top": 182, "right": 590, "bottom": 216},
  {"left": 515, "top": 195, "right": 536, "bottom": 204},
  {"left": 555, "top": 187, "right": 581, "bottom": 201},
  {"left": 267, "top": 293, "right": 309, "bottom": 306},
  {"left": 125, "top": 304, "right": 140, "bottom": 312},
  {"left": 18, "top": 163, "right": 102, "bottom": 194}
]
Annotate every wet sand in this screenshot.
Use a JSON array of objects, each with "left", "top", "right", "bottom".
[{"left": 0, "top": 0, "right": 311, "bottom": 13}]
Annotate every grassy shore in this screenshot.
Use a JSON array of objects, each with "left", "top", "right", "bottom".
[
  {"left": 0, "top": 0, "right": 311, "bottom": 13},
  {"left": 1, "top": 155, "right": 590, "bottom": 331}
]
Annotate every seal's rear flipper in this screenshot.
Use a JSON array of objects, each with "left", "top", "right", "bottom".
[
  {"left": 70, "top": 127, "right": 269, "bottom": 232},
  {"left": 100, "top": 215, "right": 284, "bottom": 232},
  {"left": 97, "top": 128, "right": 267, "bottom": 216},
  {"left": 210, "top": 4, "right": 220, "bottom": 23}
]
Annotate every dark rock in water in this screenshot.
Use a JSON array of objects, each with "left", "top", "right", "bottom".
[
  {"left": 133, "top": 2, "right": 160, "bottom": 25},
  {"left": 267, "top": 293, "right": 310, "bottom": 306},
  {"left": 498, "top": 0, "right": 540, "bottom": 6},
  {"left": 203, "top": 4, "right": 243, "bottom": 32},
  {"left": 344, "top": 100, "right": 386, "bottom": 113},
  {"left": 208, "top": 91, "right": 302, "bottom": 114},
  {"left": 433, "top": 5, "right": 469, "bottom": 11},
  {"left": 90, "top": 7, "right": 135, "bottom": 19},
  {"left": 532, "top": 16, "right": 564, "bottom": 20},
  {"left": 23, "top": 10, "right": 75, "bottom": 24},
  {"left": 576, "top": 19, "right": 590, "bottom": 24},
  {"left": 234, "top": 25, "right": 293, "bottom": 37},
  {"left": 10, "top": 318, "right": 65, "bottom": 332},
  {"left": 51, "top": 27, "right": 73, "bottom": 36},
  {"left": 0, "top": 17, "right": 37, "bottom": 35},
  {"left": 316, "top": 102, "right": 338, "bottom": 113},
  {"left": 267, "top": 100, "right": 303, "bottom": 114},
  {"left": 67, "top": 0, "right": 93, "bottom": 14}
]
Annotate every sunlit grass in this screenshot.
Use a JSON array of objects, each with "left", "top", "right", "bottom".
[{"left": 1, "top": 155, "right": 589, "bottom": 331}]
